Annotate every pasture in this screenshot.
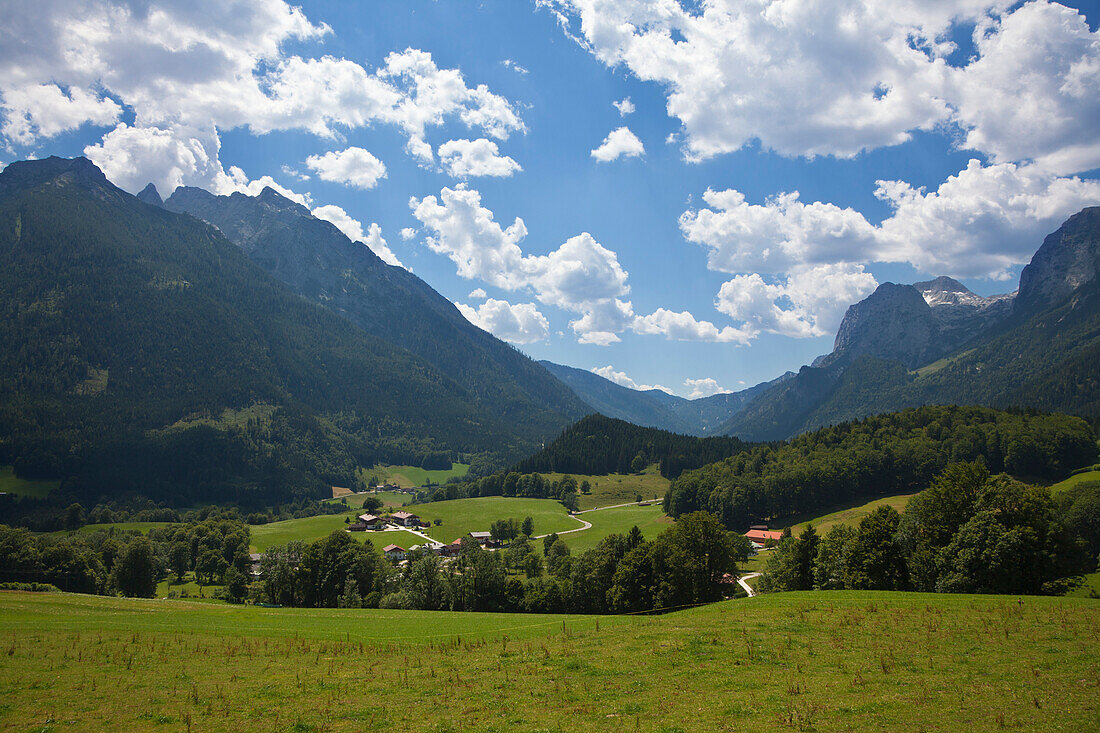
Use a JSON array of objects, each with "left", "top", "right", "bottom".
[
  {"left": 537, "top": 468, "right": 669, "bottom": 511},
  {"left": 0, "top": 465, "right": 59, "bottom": 499},
  {"left": 249, "top": 515, "right": 424, "bottom": 553},
  {"left": 358, "top": 463, "right": 470, "bottom": 489},
  {"left": 0, "top": 590, "right": 1096, "bottom": 731},
  {"left": 562, "top": 503, "right": 671, "bottom": 554},
  {"left": 1048, "top": 468, "right": 1100, "bottom": 495},
  {"left": 789, "top": 493, "right": 916, "bottom": 537},
  {"left": 413, "top": 497, "right": 581, "bottom": 544}
]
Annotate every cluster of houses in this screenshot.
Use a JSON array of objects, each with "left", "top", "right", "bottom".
[
  {"left": 381, "top": 531, "right": 497, "bottom": 563},
  {"left": 348, "top": 510, "right": 426, "bottom": 532}
]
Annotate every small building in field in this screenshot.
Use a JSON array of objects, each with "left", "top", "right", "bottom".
[
  {"left": 745, "top": 528, "right": 784, "bottom": 545},
  {"left": 391, "top": 510, "right": 420, "bottom": 527},
  {"left": 383, "top": 544, "right": 406, "bottom": 561},
  {"left": 468, "top": 531, "right": 491, "bottom": 545},
  {"left": 347, "top": 520, "right": 368, "bottom": 532},
  {"left": 358, "top": 514, "right": 385, "bottom": 530}
]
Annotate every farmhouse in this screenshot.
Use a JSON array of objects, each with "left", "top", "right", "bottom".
[
  {"left": 468, "top": 531, "right": 491, "bottom": 544},
  {"left": 358, "top": 514, "right": 385, "bottom": 530},
  {"left": 347, "top": 520, "right": 367, "bottom": 532},
  {"left": 383, "top": 544, "right": 406, "bottom": 561},
  {"left": 745, "top": 528, "right": 784, "bottom": 546},
  {"left": 440, "top": 538, "right": 463, "bottom": 557},
  {"left": 391, "top": 510, "right": 420, "bottom": 527}
]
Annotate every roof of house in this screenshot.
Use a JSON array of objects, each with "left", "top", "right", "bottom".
[
  {"left": 745, "top": 529, "right": 784, "bottom": 541},
  {"left": 383, "top": 544, "right": 404, "bottom": 552},
  {"left": 392, "top": 510, "right": 417, "bottom": 519},
  {"left": 469, "top": 531, "right": 491, "bottom": 539},
  {"left": 358, "top": 514, "right": 380, "bottom": 522},
  {"left": 451, "top": 538, "right": 463, "bottom": 545}
]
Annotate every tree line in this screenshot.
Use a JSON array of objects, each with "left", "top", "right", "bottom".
[
  {"left": 665, "top": 405, "right": 1097, "bottom": 529},
  {"left": 0, "top": 512, "right": 251, "bottom": 599},
  {"left": 761, "top": 461, "right": 1099, "bottom": 595},
  {"left": 417, "top": 472, "right": 582, "bottom": 511},
  {"left": 255, "top": 511, "right": 751, "bottom": 614}
]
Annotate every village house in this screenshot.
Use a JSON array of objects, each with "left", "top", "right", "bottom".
[
  {"left": 358, "top": 514, "right": 385, "bottom": 530},
  {"left": 745, "top": 528, "right": 784, "bottom": 548},
  {"left": 347, "top": 519, "right": 368, "bottom": 532},
  {"left": 390, "top": 510, "right": 420, "bottom": 527},
  {"left": 383, "top": 544, "right": 406, "bottom": 561},
  {"left": 468, "top": 531, "right": 491, "bottom": 545}
]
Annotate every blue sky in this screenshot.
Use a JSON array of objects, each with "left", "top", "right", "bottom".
[{"left": 2, "top": 0, "right": 1099, "bottom": 397}]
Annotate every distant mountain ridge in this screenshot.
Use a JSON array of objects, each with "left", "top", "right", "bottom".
[
  {"left": 539, "top": 360, "right": 791, "bottom": 436},
  {"left": 160, "top": 184, "right": 589, "bottom": 447},
  {"left": 722, "top": 206, "right": 1100, "bottom": 441}
]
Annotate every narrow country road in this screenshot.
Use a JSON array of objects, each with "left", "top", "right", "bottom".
[
  {"left": 533, "top": 513, "right": 592, "bottom": 539},
  {"left": 738, "top": 572, "right": 761, "bottom": 597}
]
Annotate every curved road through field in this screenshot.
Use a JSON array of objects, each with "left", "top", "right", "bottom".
[{"left": 738, "top": 572, "right": 762, "bottom": 597}]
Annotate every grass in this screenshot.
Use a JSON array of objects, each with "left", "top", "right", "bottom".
[
  {"left": 913, "top": 348, "right": 975, "bottom": 378},
  {"left": 1048, "top": 470, "right": 1100, "bottom": 496},
  {"left": 249, "top": 514, "right": 424, "bottom": 553},
  {"left": 788, "top": 493, "right": 917, "bottom": 537},
  {"left": 412, "top": 497, "right": 581, "bottom": 544},
  {"left": 0, "top": 465, "right": 59, "bottom": 499},
  {"left": 537, "top": 467, "right": 669, "bottom": 511},
  {"left": 562, "top": 503, "right": 671, "bottom": 554},
  {"left": 359, "top": 463, "right": 470, "bottom": 489},
  {"left": 0, "top": 590, "right": 1096, "bottom": 731},
  {"left": 156, "top": 573, "right": 224, "bottom": 602},
  {"left": 328, "top": 490, "right": 412, "bottom": 510},
  {"left": 1066, "top": 571, "right": 1100, "bottom": 598}
]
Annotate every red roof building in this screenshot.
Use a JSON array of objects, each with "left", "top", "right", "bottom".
[{"left": 745, "top": 529, "right": 784, "bottom": 542}]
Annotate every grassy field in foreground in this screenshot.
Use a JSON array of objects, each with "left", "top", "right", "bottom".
[
  {"left": 789, "top": 493, "right": 916, "bottom": 537},
  {"left": 0, "top": 465, "right": 59, "bottom": 498},
  {"left": 359, "top": 463, "right": 470, "bottom": 489},
  {"left": 0, "top": 591, "right": 1096, "bottom": 731},
  {"left": 563, "top": 503, "right": 671, "bottom": 554},
  {"left": 413, "top": 497, "right": 580, "bottom": 544}
]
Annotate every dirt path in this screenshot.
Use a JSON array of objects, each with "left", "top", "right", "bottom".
[{"left": 738, "top": 572, "right": 762, "bottom": 597}]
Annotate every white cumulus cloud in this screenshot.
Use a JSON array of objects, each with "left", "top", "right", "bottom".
[
  {"left": 591, "top": 126, "right": 645, "bottom": 162},
  {"left": 438, "top": 138, "right": 522, "bottom": 178},
  {"left": 456, "top": 298, "right": 549, "bottom": 344},
  {"left": 612, "top": 97, "right": 635, "bottom": 116},
  {"left": 592, "top": 366, "right": 671, "bottom": 394},
  {"left": 305, "top": 147, "right": 387, "bottom": 190},
  {"left": 683, "top": 378, "right": 732, "bottom": 400}
]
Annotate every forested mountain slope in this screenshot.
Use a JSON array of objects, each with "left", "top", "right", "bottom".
[
  {"left": 162, "top": 186, "right": 588, "bottom": 445},
  {"left": 722, "top": 208, "right": 1100, "bottom": 441},
  {"left": 0, "top": 157, "right": 533, "bottom": 506},
  {"left": 668, "top": 405, "right": 1097, "bottom": 529}
]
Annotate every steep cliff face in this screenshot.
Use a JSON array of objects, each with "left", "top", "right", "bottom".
[
  {"left": 826, "top": 283, "right": 940, "bottom": 369},
  {"left": 1016, "top": 207, "right": 1100, "bottom": 313}
]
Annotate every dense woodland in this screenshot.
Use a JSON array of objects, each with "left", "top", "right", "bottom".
[
  {"left": 514, "top": 414, "right": 753, "bottom": 478},
  {"left": 666, "top": 405, "right": 1097, "bottom": 529},
  {"left": 761, "top": 462, "right": 1100, "bottom": 595},
  {"left": 0, "top": 159, "right": 541, "bottom": 510}
]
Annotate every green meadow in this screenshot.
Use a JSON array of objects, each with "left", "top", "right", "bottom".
[
  {"left": 0, "top": 590, "right": 1096, "bottom": 731},
  {"left": 538, "top": 468, "right": 669, "bottom": 511},
  {"left": 358, "top": 463, "right": 470, "bottom": 489},
  {"left": 249, "top": 514, "right": 425, "bottom": 553},
  {"left": 0, "top": 465, "right": 59, "bottom": 499},
  {"left": 564, "top": 503, "right": 671, "bottom": 553},
  {"left": 1048, "top": 467, "right": 1100, "bottom": 495},
  {"left": 789, "top": 493, "right": 917, "bottom": 536},
  {"left": 413, "top": 497, "right": 581, "bottom": 543}
]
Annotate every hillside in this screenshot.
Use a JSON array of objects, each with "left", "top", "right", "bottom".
[
  {"left": 1, "top": 590, "right": 1096, "bottom": 731},
  {"left": 668, "top": 404, "right": 1097, "bottom": 529},
  {"left": 0, "top": 157, "right": 535, "bottom": 507},
  {"left": 162, "top": 186, "right": 588, "bottom": 446},
  {"left": 514, "top": 414, "right": 753, "bottom": 478},
  {"left": 723, "top": 208, "right": 1100, "bottom": 441}
]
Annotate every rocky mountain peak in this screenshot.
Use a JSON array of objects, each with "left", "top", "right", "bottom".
[
  {"left": 136, "top": 182, "right": 163, "bottom": 207},
  {"left": 914, "top": 275, "right": 1013, "bottom": 310},
  {"left": 1016, "top": 206, "right": 1100, "bottom": 313},
  {"left": 828, "top": 282, "right": 938, "bottom": 369}
]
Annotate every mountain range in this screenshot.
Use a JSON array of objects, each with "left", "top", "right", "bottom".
[{"left": 0, "top": 156, "right": 1095, "bottom": 507}]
